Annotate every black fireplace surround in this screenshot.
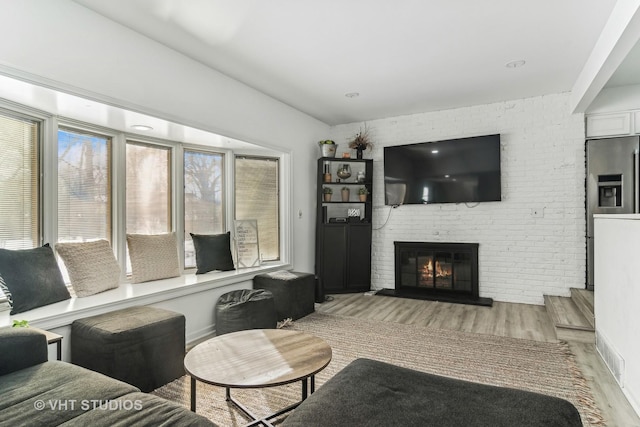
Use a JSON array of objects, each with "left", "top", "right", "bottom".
[{"left": 377, "top": 241, "right": 493, "bottom": 306}]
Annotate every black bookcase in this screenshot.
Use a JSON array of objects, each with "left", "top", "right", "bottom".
[{"left": 315, "top": 158, "right": 372, "bottom": 293}]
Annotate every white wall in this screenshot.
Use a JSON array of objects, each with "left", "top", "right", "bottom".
[
  {"left": 594, "top": 215, "right": 640, "bottom": 416},
  {"left": 0, "top": 0, "right": 329, "bottom": 274},
  {"left": 331, "top": 93, "right": 586, "bottom": 305}
]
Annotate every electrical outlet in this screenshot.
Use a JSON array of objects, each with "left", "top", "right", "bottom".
[{"left": 531, "top": 208, "right": 545, "bottom": 218}]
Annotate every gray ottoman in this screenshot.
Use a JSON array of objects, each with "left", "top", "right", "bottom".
[
  {"left": 253, "top": 271, "right": 315, "bottom": 321},
  {"left": 215, "top": 289, "right": 277, "bottom": 335},
  {"left": 71, "top": 306, "right": 185, "bottom": 392}
]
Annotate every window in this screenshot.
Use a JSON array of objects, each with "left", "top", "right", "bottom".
[
  {"left": 0, "top": 111, "right": 40, "bottom": 250},
  {"left": 235, "top": 156, "right": 279, "bottom": 261},
  {"left": 183, "top": 149, "right": 224, "bottom": 268},
  {"left": 126, "top": 141, "right": 172, "bottom": 271},
  {"left": 57, "top": 128, "right": 111, "bottom": 243}
]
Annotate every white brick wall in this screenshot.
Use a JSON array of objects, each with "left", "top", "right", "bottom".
[{"left": 329, "top": 93, "right": 586, "bottom": 305}]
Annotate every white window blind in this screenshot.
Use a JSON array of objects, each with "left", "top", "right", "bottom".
[
  {"left": 184, "top": 149, "right": 224, "bottom": 268},
  {"left": 57, "top": 128, "right": 111, "bottom": 243},
  {"left": 0, "top": 111, "right": 40, "bottom": 250},
  {"left": 235, "top": 156, "right": 279, "bottom": 261},
  {"left": 126, "top": 141, "right": 172, "bottom": 271}
]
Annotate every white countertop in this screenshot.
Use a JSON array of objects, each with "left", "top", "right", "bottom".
[{"left": 594, "top": 214, "right": 640, "bottom": 220}]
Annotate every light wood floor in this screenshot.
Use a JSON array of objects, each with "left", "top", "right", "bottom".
[{"left": 317, "top": 293, "right": 640, "bottom": 427}]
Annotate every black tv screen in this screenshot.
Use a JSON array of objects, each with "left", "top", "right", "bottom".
[{"left": 384, "top": 134, "right": 501, "bottom": 205}]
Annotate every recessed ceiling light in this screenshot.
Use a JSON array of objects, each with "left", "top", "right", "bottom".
[
  {"left": 345, "top": 92, "right": 360, "bottom": 98},
  {"left": 131, "top": 125, "right": 153, "bottom": 131},
  {"left": 444, "top": 174, "right": 450, "bottom": 178},
  {"left": 505, "top": 60, "right": 526, "bottom": 68},
  {"left": 431, "top": 149, "right": 439, "bottom": 154}
]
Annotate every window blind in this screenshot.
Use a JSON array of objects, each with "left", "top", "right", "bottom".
[
  {"left": 235, "top": 156, "right": 279, "bottom": 261},
  {"left": 0, "top": 112, "right": 40, "bottom": 250},
  {"left": 126, "top": 141, "right": 172, "bottom": 272}
]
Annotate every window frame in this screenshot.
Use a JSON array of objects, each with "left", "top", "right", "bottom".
[
  {"left": 56, "top": 124, "right": 114, "bottom": 245},
  {"left": 182, "top": 146, "right": 226, "bottom": 269},
  {"left": 123, "top": 136, "right": 178, "bottom": 272},
  {"left": 0, "top": 103, "right": 50, "bottom": 249},
  {"left": 234, "top": 154, "right": 281, "bottom": 262},
  {"left": 0, "top": 99, "right": 291, "bottom": 281}
]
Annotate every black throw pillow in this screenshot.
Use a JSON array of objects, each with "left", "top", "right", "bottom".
[
  {"left": 190, "top": 232, "right": 235, "bottom": 274},
  {"left": 0, "top": 244, "right": 71, "bottom": 314}
]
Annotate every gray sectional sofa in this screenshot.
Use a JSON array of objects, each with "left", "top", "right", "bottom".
[{"left": 0, "top": 327, "right": 212, "bottom": 427}]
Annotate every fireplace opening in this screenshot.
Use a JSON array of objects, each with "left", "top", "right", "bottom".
[{"left": 377, "top": 241, "right": 493, "bottom": 306}]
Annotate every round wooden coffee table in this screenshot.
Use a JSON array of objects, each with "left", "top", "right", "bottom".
[{"left": 184, "top": 329, "right": 332, "bottom": 426}]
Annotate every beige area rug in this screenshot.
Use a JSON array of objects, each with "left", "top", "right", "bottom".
[{"left": 153, "top": 312, "right": 605, "bottom": 426}]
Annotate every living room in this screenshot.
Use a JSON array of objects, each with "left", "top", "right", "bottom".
[{"left": 2, "top": 1, "right": 640, "bottom": 426}]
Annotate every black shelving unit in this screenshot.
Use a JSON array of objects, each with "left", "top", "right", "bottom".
[{"left": 315, "top": 158, "right": 372, "bottom": 294}]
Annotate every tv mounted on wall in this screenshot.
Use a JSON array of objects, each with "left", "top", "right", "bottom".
[{"left": 384, "top": 134, "right": 501, "bottom": 205}]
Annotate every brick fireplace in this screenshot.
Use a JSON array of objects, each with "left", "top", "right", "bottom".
[{"left": 377, "top": 241, "right": 493, "bottom": 306}]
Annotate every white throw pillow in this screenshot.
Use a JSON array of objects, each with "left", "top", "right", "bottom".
[
  {"left": 127, "top": 233, "right": 180, "bottom": 283},
  {"left": 55, "top": 240, "right": 121, "bottom": 297}
]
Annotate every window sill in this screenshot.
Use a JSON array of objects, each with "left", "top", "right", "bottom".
[{"left": 0, "top": 263, "right": 291, "bottom": 330}]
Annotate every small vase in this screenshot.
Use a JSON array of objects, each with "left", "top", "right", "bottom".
[
  {"left": 359, "top": 194, "right": 367, "bottom": 202},
  {"left": 356, "top": 148, "right": 363, "bottom": 159},
  {"left": 336, "top": 164, "right": 352, "bottom": 180},
  {"left": 341, "top": 188, "right": 350, "bottom": 202},
  {"left": 323, "top": 194, "right": 332, "bottom": 202}
]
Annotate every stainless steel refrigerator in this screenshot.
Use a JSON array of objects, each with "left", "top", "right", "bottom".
[{"left": 586, "top": 136, "right": 640, "bottom": 289}]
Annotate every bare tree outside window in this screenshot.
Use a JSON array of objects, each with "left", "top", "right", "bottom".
[
  {"left": 184, "top": 150, "right": 224, "bottom": 268},
  {"left": 57, "top": 128, "right": 111, "bottom": 243}
]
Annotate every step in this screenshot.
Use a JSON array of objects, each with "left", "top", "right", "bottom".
[
  {"left": 543, "top": 295, "right": 595, "bottom": 343},
  {"left": 570, "top": 288, "right": 595, "bottom": 328}
]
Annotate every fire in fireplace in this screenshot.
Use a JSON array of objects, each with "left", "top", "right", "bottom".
[{"left": 382, "top": 241, "right": 492, "bottom": 306}]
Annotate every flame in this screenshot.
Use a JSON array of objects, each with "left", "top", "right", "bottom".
[{"left": 421, "top": 259, "right": 452, "bottom": 280}]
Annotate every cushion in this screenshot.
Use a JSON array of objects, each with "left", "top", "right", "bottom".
[
  {"left": 55, "top": 240, "right": 121, "bottom": 297},
  {"left": 126, "top": 233, "right": 180, "bottom": 283},
  {"left": 0, "top": 244, "right": 71, "bottom": 314},
  {"left": 190, "top": 232, "right": 235, "bottom": 274},
  {"left": 282, "top": 358, "right": 583, "bottom": 427}
]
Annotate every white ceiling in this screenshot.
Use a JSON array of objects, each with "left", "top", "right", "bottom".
[{"left": 72, "top": 0, "right": 622, "bottom": 126}]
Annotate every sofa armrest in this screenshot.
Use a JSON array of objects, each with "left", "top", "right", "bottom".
[{"left": 0, "top": 327, "right": 48, "bottom": 375}]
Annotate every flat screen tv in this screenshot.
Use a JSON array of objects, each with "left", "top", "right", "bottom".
[{"left": 384, "top": 134, "right": 501, "bottom": 205}]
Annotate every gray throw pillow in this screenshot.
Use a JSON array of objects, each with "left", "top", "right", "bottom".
[
  {"left": 127, "top": 233, "right": 180, "bottom": 283},
  {"left": 190, "top": 232, "right": 235, "bottom": 274},
  {"left": 0, "top": 244, "right": 71, "bottom": 314},
  {"left": 55, "top": 240, "right": 121, "bottom": 297}
]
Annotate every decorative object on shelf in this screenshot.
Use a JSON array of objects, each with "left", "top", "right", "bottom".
[
  {"left": 348, "top": 124, "right": 374, "bottom": 159},
  {"left": 318, "top": 140, "right": 337, "bottom": 158},
  {"left": 323, "top": 187, "right": 333, "bottom": 201},
  {"left": 323, "top": 163, "right": 331, "bottom": 182},
  {"left": 347, "top": 208, "right": 361, "bottom": 218},
  {"left": 356, "top": 170, "right": 366, "bottom": 183},
  {"left": 336, "top": 164, "right": 352, "bottom": 180},
  {"left": 358, "top": 187, "right": 368, "bottom": 202},
  {"left": 342, "top": 153, "right": 351, "bottom": 158},
  {"left": 341, "top": 186, "right": 350, "bottom": 202}
]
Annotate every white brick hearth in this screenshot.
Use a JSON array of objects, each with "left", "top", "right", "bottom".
[{"left": 330, "top": 93, "right": 586, "bottom": 305}]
